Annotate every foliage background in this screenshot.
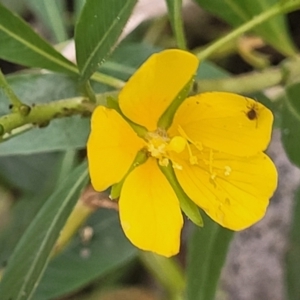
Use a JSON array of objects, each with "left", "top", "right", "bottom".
[{"left": 0, "top": 0, "right": 300, "bottom": 300}]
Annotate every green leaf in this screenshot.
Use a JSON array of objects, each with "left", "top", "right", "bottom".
[
  {"left": 26, "top": 0, "right": 68, "bottom": 43},
  {"left": 0, "top": 195, "right": 49, "bottom": 268},
  {"left": 74, "top": 0, "right": 86, "bottom": 18},
  {"left": 0, "top": 162, "right": 89, "bottom": 300},
  {"left": 0, "top": 43, "right": 246, "bottom": 155},
  {"left": 0, "top": 73, "right": 111, "bottom": 155},
  {"left": 0, "top": 2, "right": 77, "bottom": 74},
  {"left": 33, "top": 209, "right": 137, "bottom": 300},
  {"left": 0, "top": 117, "right": 91, "bottom": 155},
  {"left": 186, "top": 216, "right": 233, "bottom": 300},
  {"left": 286, "top": 188, "right": 300, "bottom": 300},
  {"left": 100, "top": 43, "right": 161, "bottom": 81},
  {"left": 0, "top": 74, "right": 84, "bottom": 115},
  {"left": 0, "top": 0, "right": 26, "bottom": 14},
  {"left": 0, "top": 152, "right": 63, "bottom": 193},
  {"left": 281, "top": 82, "right": 300, "bottom": 167},
  {"left": 0, "top": 43, "right": 156, "bottom": 155},
  {"left": 75, "top": 0, "right": 138, "bottom": 82},
  {"left": 194, "top": 0, "right": 296, "bottom": 56}
]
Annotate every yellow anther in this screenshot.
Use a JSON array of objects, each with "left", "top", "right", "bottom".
[
  {"left": 172, "top": 162, "right": 183, "bottom": 170},
  {"left": 211, "top": 173, "right": 217, "bottom": 180},
  {"left": 224, "top": 166, "right": 231, "bottom": 176},
  {"left": 159, "top": 157, "right": 169, "bottom": 167},
  {"left": 189, "top": 155, "right": 198, "bottom": 165},
  {"left": 185, "top": 142, "right": 198, "bottom": 166}
]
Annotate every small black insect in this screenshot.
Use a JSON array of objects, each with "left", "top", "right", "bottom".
[
  {"left": 245, "top": 98, "right": 259, "bottom": 121},
  {"left": 245, "top": 100, "right": 260, "bottom": 128},
  {"left": 246, "top": 106, "right": 258, "bottom": 120}
]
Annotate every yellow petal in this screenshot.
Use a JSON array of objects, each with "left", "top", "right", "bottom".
[
  {"left": 119, "top": 158, "right": 183, "bottom": 257},
  {"left": 173, "top": 149, "right": 278, "bottom": 230},
  {"left": 119, "top": 49, "right": 199, "bottom": 131},
  {"left": 169, "top": 92, "right": 273, "bottom": 156},
  {"left": 87, "top": 106, "right": 144, "bottom": 191}
]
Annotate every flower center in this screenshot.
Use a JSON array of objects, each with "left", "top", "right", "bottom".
[{"left": 145, "top": 129, "right": 186, "bottom": 168}]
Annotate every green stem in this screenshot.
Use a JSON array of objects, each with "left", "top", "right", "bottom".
[
  {"left": 166, "top": 0, "right": 187, "bottom": 50},
  {"left": 0, "top": 97, "right": 88, "bottom": 140},
  {"left": 91, "top": 71, "right": 125, "bottom": 89},
  {"left": 196, "top": 0, "right": 300, "bottom": 61},
  {"left": 197, "top": 55, "right": 300, "bottom": 95},
  {"left": 1, "top": 55, "right": 299, "bottom": 140},
  {"left": 139, "top": 252, "right": 185, "bottom": 300},
  {"left": 197, "top": 66, "right": 282, "bottom": 95},
  {"left": 81, "top": 81, "right": 97, "bottom": 103},
  {"left": 0, "top": 69, "right": 26, "bottom": 111}
]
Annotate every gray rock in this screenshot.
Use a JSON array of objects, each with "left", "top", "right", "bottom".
[{"left": 219, "top": 130, "right": 300, "bottom": 300}]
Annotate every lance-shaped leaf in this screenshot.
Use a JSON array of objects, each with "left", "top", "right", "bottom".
[
  {"left": 0, "top": 162, "right": 89, "bottom": 300},
  {"left": 281, "top": 81, "right": 300, "bottom": 168},
  {"left": 0, "top": 2, "right": 77, "bottom": 74},
  {"left": 286, "top": 188, "right": 300, "bottom": 300},
  {"left": 33, "top": 209, "right": 137, "bottom": 300},
  {"left": 26, "top": 0, "right": 68, "bottom": 43},
  {"left": 194, "top": 0, "right": 296, "bottom": 56},
  {"left": 186, "top": 216, "right": 233, "bottom": 300},
  {"left": 75, "top": 0, "right": 137, "bottom": 83}
]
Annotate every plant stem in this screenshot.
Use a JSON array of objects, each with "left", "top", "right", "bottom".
[
  {"left": 166, "top": 0, "right": 187, "bottom": 50},
  {"left": 82, "top": 81, "right": 97, "bottom": 103},
  {"left": 1, "top": 55, "right": 299, "bottom": 140},
  {"left": 197, "top": 55, "right": 300, "bottom": 95},
  {"left": 196, "top": 0, "right": 300, "bottom": 61},
  {"left": 197, "top": 66, "right": 282, "bottom": 95},
  {"left": 0, "top": 97, "right": 88, "bottom": 139},
  {"left": 139, "top": 252, "right": 185, "bottom": 300},
  {"left": 91, "top": 71, "right": 125, "bottom": 89},
  {"left": 0, "top": 69, "right": 23, "bottom": 108}
]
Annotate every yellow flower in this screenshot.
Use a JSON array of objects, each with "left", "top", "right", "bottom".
[{"left": 87, "top": 49, "right": 278, "bottom": 257}]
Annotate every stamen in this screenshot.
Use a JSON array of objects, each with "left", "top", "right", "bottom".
[
  {"left": 209, "top": 149, "right": 214, "bottom": 174},
  {"left": 210, "top": 173, "right": 217, "bottom": 180},
  {"left": 146, "top": 129, "right": 182, "bottom": 169},
  {"left": 159, "top": 157, "right": 169, "bottom": 167},
  {"left": 172, "top": 162, "right": 183, "bottom": 170},
  {"left": 176, "top": 125, "right": 202, "bottom": 165},
  {"left": 224, "top": 166, "right": 231, "bottom": 176},
  {"left": 186, "top": 142, "right": 198, "bottom": 165},
  {"left": 178, "top": 126, "right": 203, "bottom": 151}
]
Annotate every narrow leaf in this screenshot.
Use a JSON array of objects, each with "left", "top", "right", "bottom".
[
  {"left": 75, "top": 0, "right": 138, "bottom": 82},
  {"left": 0, "top": 162, "right": 89, "bottom": 300},
  {"left": 0, "top": 73, "right": 109, "bottom": 156},
  {"left": 26, "top": 0, "right": 68, "bottom": 43},
  {"left": 0, "top": 2, "right": 77, "bottom": 74},
  {"left": 194, "top": 0, "right": 296, "bottom": 56},
  {"left": 281, "top": 82, "right": 300, "bottom": 168},
  {"left": 74, "top": 0, "right": 86, "bottom": 18},
  {"left": 186, "top": 216, "right": 233, "bottom": 300},
  {"left": 286, "top": 188, "right": 300, "bottom": 300},
  {"left": 33, "top": 209, "right": 137, "bottom": 300}
]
